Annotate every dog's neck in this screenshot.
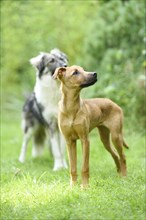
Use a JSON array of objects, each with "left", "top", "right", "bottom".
[
  {"left": 59, "top": 83, "right": 82, "bottom": 115},
  {"left": 34, "top": 74, "right": 59, "bottom": 105}
]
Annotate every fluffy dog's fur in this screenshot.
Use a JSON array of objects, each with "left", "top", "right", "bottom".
[{"left": 19, "top": 49, "right": 68, "bottom": 170}]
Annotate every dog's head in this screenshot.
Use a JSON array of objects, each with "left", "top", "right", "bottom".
[
  {"left": 50, "top": 48, "right": 68, "bottom": 67},
  {"left": 53, "top": 65, "right": 97, "bottom": 89},
  {"left": 30, "top": 48, "right": 68, "bottom": 79}
]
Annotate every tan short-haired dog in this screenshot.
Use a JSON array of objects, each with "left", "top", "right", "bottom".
[{"left": 53, "top": 65, "right": 128, "bottom": 188}]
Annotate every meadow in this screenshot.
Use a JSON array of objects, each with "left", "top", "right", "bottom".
[{"left": 1, "top": 109, "right": 145, "bottom": 220}]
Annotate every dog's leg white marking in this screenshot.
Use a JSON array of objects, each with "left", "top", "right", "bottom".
[
  {"left": 50, "top": 132, "right": 67, "bottom": 171},
  {"left": 59, "top": 133, "right": 68, "bottom": 168},
  {"left": 19, "top": 128, "right": 33, "bottom": 163}
]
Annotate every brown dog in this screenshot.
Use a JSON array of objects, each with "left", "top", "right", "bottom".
[{"left": 53, "top": 65, "right": 128, "bottom": 188}]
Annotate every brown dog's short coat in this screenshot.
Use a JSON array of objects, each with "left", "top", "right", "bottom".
[{"left": 54, "top": 65, "right": 128, "bottom": 188}]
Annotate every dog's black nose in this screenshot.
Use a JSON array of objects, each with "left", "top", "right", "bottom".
[
  {"left": 64, "top": 64, "right": 67, "bottom": 67},
  {"left": 93, "top": 72, "right": 97, "bottom": 77}
]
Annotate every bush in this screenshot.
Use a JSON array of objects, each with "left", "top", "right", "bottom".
[
  {"left": 80, "top": 0, "right": 145, "bottom": 129},
  {"left": 1, "top": 1, "right": 97, "bottom": 92}
]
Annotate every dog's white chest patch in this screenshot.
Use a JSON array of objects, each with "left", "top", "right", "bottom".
[
  {"left": 43, "top": 106, "right": 58, "bottom": 120},
  {"left": 34, "top": 76, "right": 60, "bottom": 122}
]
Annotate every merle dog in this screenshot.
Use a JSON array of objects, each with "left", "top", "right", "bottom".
[{"left": 19, "top": 49, "right": 68, "bottom": 170}]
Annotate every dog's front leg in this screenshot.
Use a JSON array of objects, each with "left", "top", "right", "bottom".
[
  {"left": 59, "top": 133, "right": 68, "bottom": 169},
  {"left": 66, "top": 140, "right": 77, "bottom": 186},
  {"left": 81, "top": 138, "right": 90, "bottom": 188},
  {"left": 50, "top": 132, "right": 65, "bottom": 171},
  {"left": 19, "top": 128, "right": 33, "bottom": 163},
  {"left": 48, "top": 120, "right": 67, "bottom": 171}
]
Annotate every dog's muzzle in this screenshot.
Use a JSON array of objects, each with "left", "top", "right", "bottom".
[{"left": 80, "top": 72, "right": 97, "bottom": 88}]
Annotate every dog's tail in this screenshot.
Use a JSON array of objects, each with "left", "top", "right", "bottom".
[{"left": 123, "top": 140, "right": 129, "bottom": 149}]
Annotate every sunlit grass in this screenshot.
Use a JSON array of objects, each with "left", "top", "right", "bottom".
[{"left": 1, "top": 111, "right": 145, "bottom": 220}]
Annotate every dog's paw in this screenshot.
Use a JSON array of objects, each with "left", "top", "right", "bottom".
[
  {"left": 63, "top": 160, "right": 68, "bottom": 169},
  {"left": 53, "top": 165, "right": 66, "bottom": 171},
  {"left": 53, "top": 166, "right": 62, "bottom": 171},
  {"left": 70, "top": 180, "right": 77, "bottom": 187},
  {"left": 80, "top": 183, "right": 89, "bottom": 190},
  {"left": 53, "top": 159, "right": 68, "bottom": 171},
  {"left": 18, "top": 154, "right": 25, "bottom": 163},
  {"left": 18, "top": 156, "right": 25, "bottom": 163}
]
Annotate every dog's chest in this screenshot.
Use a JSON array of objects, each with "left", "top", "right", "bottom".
[
  {"left": 59, "top": 113, "right": 89, "bottom": 139},
  {"left": 34, "top": 79, "right": 60, "bottom": 121}
]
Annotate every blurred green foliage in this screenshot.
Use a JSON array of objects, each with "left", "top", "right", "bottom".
[
  {"left": 1, "top": 0, "right": 98, "bottom": 91},
  {"left": 80, "top": 0, "right": 145, "bottom": 128},
  {"left": 1, "top": 0, "right": 145, "bottom": 129}
]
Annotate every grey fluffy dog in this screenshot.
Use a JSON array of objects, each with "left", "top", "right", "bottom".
[{"left": 19, "top": 49, "right": 68, "bottom": 170}]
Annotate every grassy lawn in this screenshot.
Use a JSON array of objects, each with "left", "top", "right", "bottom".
[{"left": 1, "top": 110, "right": 145, "bottom": 220}]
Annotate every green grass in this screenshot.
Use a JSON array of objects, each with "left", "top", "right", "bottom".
[{"left": 1, "top": 110, "right": 145, "bottom": 220}]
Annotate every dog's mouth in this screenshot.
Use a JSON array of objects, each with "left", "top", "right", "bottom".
[{"left": 80, "top": 77, "right": 97, "bottom": 88}]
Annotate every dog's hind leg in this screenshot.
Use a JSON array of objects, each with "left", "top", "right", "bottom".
[
  {"left": 32, "top": 127, "right": 46, "bottom": 158},
  {"left": 19, "top": 127, "right": 33, "bottom": 163},
  {"left": 111, "top": 130, "right": 127, "bottom": 176},
  {"left": 98, "top": 126, "right": 121, "bottom": 174}
]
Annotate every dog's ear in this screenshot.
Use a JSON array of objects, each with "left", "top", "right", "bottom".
[
  {"left": 53, "top": 67, "right": 66, "bottom": 80},
  {"left": 30, "top": 54, "right": 45, "bottom": 71}
]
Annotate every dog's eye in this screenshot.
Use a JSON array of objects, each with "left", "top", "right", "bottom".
[
  {"left": 72, "top": 70, "right": 79, "bottom": 75},
  {"left": 50, "top": 58, "right": 55, "bottom": 63}
]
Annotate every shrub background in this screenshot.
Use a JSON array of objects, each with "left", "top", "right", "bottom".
[{"left": 1, "top": 0, "right": 145, "bottom": 127}]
